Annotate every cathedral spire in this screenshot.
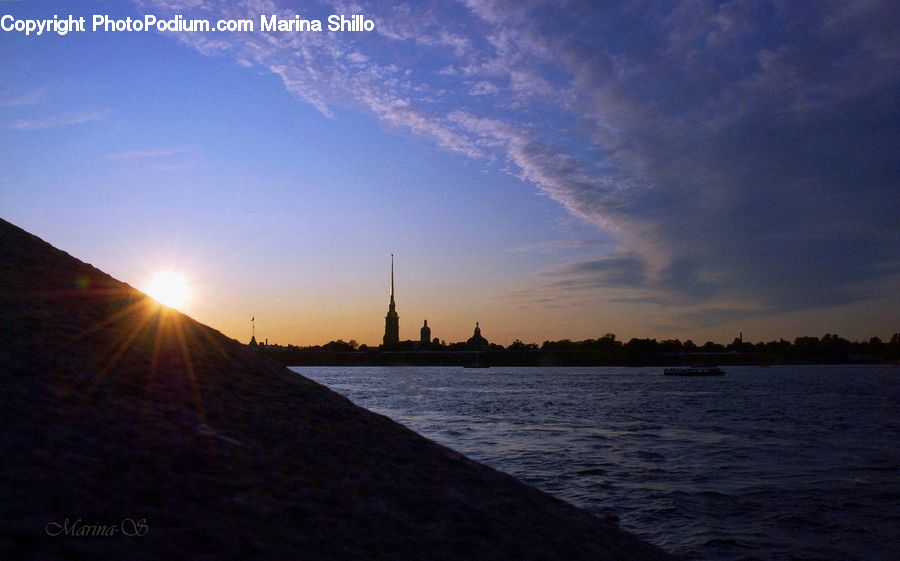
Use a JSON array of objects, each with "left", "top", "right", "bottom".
[{"left": 383, "top": 253, "right": 400, "bottom": 347}]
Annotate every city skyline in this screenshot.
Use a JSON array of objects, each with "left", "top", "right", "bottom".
[{"left": 1, "top": 0, "right": 897, "bottom": 346}]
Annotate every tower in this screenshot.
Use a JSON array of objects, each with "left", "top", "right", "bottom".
[
  {"left": 420, "top": 319, "right": 431, "bottom": 345},
  {"left": 383, "top": 254, "right": 400, "bottom": 347}
]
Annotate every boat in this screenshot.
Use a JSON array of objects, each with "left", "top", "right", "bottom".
[{"left": 663, "top": 365, "right": 724, "bottom": 376}]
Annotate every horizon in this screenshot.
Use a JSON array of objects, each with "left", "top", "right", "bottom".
[{"left": 2, "top": 1, "right": 897, "bottom": 347}]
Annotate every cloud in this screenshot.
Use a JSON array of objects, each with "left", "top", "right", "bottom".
[
  {"left": 7, "top": 110, "right": 110, "bottom": 130},
  {"left": 135, "top": 0, "right": 900, "bottom": 327},
  {"left": 513, "top": 239, "right": 608, "bottom": 253},
  {"left": 542, "top": 255, "right": 648, "bottom": 289},
  {"left": 487, "top": 0, "right": 898, "bottom": 322},
  {"left": 470, "top": 81, "right": 499, "bottom": 96},
  {"left": 107, "top": 147, "right": 191, "bottom": 161},
  {"left": 0, "top": 88, "right": 45, "bottom": 107},
  {"left": 107, "top": 146, "right": 195, "bottom": 173}
]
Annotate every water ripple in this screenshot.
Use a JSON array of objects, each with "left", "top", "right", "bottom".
[{"left": 295, "top": 365, "right": 900, "bottom": 561}]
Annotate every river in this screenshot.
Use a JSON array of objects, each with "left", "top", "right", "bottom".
[{"left": 293, "top": 365, "right": 899, "bottom": 560}]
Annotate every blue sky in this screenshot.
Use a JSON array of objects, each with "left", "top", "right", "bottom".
[{"left": 1, "top": 0, "right": 898, "bottom": 345}]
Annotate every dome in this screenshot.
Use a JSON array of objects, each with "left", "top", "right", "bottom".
[{"left": 466, "top": 322, "right": 489, "bottom": 349}]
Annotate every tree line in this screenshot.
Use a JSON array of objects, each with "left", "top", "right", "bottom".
[{"left": 263, "top": 332, "right": 900, "bottom": 365}]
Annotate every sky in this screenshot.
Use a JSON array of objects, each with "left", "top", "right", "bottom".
[{"left": 1, "top": 0, "right": 898, "bottom": 346}]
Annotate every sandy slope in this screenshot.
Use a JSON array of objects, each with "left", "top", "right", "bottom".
[{"left": 0, "top": 218, "right": 672, "bottom": 560}]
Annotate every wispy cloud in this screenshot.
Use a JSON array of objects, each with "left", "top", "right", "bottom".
[
  {"left": 107, "top": 146, "right": 195, "bottom": 173},
  {"left": 513, "top": 239, "right": 608, "bottom": 254},
  {"left": 0, "top": 88, "right": 45, "bottom": 107},
  {"left": 7, "top": 109, "right": 110, "bottom": 130},
  {"left": 108, "top": 147, "right": 191, "bottom": 161}
]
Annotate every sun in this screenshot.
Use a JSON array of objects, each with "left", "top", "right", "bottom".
[{"left": 145, "top": 270, "right": 191, "bottom": 309}]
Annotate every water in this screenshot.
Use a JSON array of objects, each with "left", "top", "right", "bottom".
[{"left": 292, "top": 365, "right": 900, "bottom": 561}]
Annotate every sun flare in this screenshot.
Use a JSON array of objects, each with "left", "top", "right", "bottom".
[{"left": 145, "top": 270, "right": 191, "bottom": 309}]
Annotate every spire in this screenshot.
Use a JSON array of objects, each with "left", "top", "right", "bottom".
[
  {"left": 249, "top": 316, "right": 258, "bottom": 348},
  {"left": 383, "top": 254, "right": 400, "bottom": 347}
]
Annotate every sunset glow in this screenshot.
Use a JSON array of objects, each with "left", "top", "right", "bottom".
[{"left": 145, "top": 271, "right": 191, "bottom": 310}]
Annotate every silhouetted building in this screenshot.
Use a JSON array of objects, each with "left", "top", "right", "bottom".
[
  {"left": 466, "top": 322, "right": 490, "bottom": 350},
  {"left": 420, "top": 319, "right": 431, "bottom": 345},
  {"left": 383, "top": 255, "right": 400, "bottom": 347}
]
